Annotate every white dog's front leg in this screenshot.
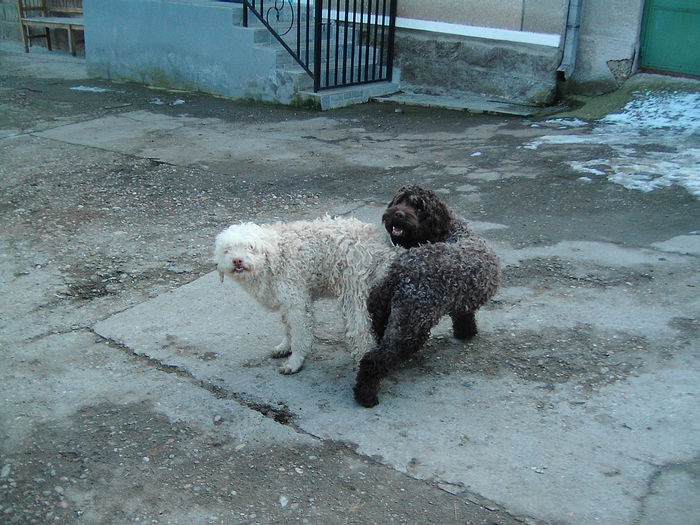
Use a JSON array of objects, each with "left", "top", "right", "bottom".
[
  {"left": 279, "top": 305, "right": 314, "bottom": 374},
  {"left": 348, "top": 329, "right": 374, "bottom": 364},
  {"left": 272, "top": 312, "right": 292, "bottom": 358},
  {"left": 340, "top": 297, "right": 374, "bottom": 363}
]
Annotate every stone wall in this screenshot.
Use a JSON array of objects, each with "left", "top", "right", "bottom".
[{"left": 394, "top": 30, "right": 561, "bottom": 106}]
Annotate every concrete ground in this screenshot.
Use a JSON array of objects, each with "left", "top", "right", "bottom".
[{"left": 1, "top": 43, "right": 699, "bottom": 525}]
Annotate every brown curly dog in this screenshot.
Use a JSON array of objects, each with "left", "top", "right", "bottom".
[{"left": 353, "top": 185, "right": 501, "bottom": 407}]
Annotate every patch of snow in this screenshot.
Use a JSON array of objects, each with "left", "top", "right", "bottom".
[
  {"left": 526, "top": 91, "right": 700, "bottom": 197},
  {"left": 523, "top": 134, "right": 589, "bottom": 149},
  {"left": 599, "top": 91, "right": 700, "bottom": 137},
  {"left": 70, "top": 85, "right": 113, "bottom": 93},
  {"left": 544, "top": 118, "right": 589, "bottom": 128}
]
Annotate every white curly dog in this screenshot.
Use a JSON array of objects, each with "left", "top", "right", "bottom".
[{"left": 214, "top": 216, "right": 399, "bottom": 374}]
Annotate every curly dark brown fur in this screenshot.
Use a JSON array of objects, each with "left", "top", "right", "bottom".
[
  {"left": 353, "top": 185, "right": 500, "bottom": 407},
  {"left": 382, "top": 184, "right": 457, "bottom": 247}
]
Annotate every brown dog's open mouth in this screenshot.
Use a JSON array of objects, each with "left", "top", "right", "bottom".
[{"left": 391, "top": 226, "right": 406, "bottom": 237}]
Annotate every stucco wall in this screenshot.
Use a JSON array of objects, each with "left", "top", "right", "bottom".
[
  {"left": 567, "top": 0, "right": 646, "bottom": 94},
  {"left": 397, "top": 0, "right": 567, "bottom": 35},
  {"left": 83, "top": 0, "right": 300, "bottom": 102}
]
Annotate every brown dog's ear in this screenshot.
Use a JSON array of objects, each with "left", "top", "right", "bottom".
[
  {"left": 408, "top": 194, "right": 426, "bottom": 211},
  {"left": 420, "top": 194, "right": 453, "bottom": 239},
  {"left": 388, "top": 184, "right": 424, "bottom": 207},
  {"left": 388, "top": 185, "right": 410, "bottom": 207}
]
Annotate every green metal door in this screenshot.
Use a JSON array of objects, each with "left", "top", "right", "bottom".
[{"left": 641, "top": 0, "right": 700, "bottom": 77}]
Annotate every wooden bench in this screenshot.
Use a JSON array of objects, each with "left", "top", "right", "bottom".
[{"left": 16, "top": 0, "right": 84, "bottom": 56}]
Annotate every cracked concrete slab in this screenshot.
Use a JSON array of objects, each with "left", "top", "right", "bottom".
[
  {"left": 637, "top": 463, "right": 700, "bottom": 525},
  {"left": 3, "top": 42, "right": 700, "bottom": 525},
  {"left": 94, "top": 248, "right": 700, "bottom": 525}
]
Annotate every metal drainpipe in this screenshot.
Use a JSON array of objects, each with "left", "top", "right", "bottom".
[{"left": 557, "top": 0, "right": 583, "bottom": 81}]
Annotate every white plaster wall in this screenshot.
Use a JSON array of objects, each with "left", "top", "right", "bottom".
[
  {"left": 569, "top": 0, "right": 646, "bottom": 92},
  {"left": 397, "top": 0, "right": 567, "bottom": 34},
  {"left": 83, "top": 0, "right": 280, "bottom": 100}
]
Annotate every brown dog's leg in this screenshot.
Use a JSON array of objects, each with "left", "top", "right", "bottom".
[
  {"left": 451, "top": 311, "right": 477, "bottom": 339},
  {"left": 367, "top": 277, "right": 394, "bottom": 342},
  {"left": 354, "top": 297, "right": 437, "bottom": 407}
]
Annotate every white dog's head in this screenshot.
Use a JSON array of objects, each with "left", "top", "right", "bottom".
[{"left": 213, "top": 223, "right": 279, "bottom": 282}]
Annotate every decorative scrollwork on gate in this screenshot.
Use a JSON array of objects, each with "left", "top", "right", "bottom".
[
  {"left": 265, "top": 0, "right": 294, "bottom": 36},
  {"left": 244, "top": 0, "right": 397, "bottom": 91}
]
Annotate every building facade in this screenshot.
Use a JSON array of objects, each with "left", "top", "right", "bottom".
[{"left": 1, "top": 0, "right": 697, "bottom": 107}]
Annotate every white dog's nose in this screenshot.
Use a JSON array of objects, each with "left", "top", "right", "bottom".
[{"left": 232, "top": 257, "right": 244, "bottom": 268}]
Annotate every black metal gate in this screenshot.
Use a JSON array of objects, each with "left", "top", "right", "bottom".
[{"left": 243, "top": 0, "right": 397, "bottom": 91}]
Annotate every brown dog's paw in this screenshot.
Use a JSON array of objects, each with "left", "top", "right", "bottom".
[{"left": 353, "top": 383, "right": 379, "bottom": 408}]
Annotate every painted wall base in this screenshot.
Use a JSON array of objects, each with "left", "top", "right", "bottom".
[{"left": 84, "top": 0, "right": 310, "bottom": 105}]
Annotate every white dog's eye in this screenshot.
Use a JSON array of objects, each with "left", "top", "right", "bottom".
[{"left": 223, "top": 249, "right": 230, "bottom": 255}]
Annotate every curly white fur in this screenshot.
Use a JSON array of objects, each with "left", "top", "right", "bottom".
[{"left": 214, "top": 217, "right": 399, "bottom": 374}]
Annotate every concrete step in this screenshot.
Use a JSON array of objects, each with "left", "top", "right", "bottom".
[
  {"left": 258, "top": 28, "right": 391, "bottom": 88},
  {"left": 296, "top": 79, "right": 400, "bottom": 110},
  {"left": 231, "top": 2, "right": 398, "bottom": 109},
  {"left": 372, "top": 90, "right": 547, "bottom": 117}
]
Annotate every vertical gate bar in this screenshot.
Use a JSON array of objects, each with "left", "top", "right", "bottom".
[
  {"left": 371, "top": 0, "right": 379, "bottom": 80},
  {"left": 306, "top": 0, "right": 311, "bottom": 68},
  {"left": 324, "top": 0, "right": 331, "bottom": 87},
  {"left": 314, "top": 0, "right": 322, "bottom": 91},
  {"left": 243, "top": 0, "right": 248, "bottom": 27},
  {"left": 385, "top": 0, "right": 396, "bottom": 82},
  {"left": 378, "top": 0, "right": 387, "bottom": 76},
  {"left": 333, "top": 0, "right": 340, "bottom": 86},
  {"left": 350, "top": 0, "right": 357, "bottom": 83},
  {"left": 363, "top": 0, "right": 371, "bottom": 81},
  {"left": 296, "top": 0, "right": 300, "bottom": 62},
  {"left": 357, "top": 0, "right": 364, "bottom": 82},
  {"left": 342, "top": 0, "right": 350, "bottom": 84}
]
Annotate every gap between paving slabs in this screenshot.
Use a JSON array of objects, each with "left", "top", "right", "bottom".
[
  {"left": 92, "top": 330, "right": 297, "bottom": 426},
  {"left": 90, "top": 289, "right": 520, "bottom": 520}
]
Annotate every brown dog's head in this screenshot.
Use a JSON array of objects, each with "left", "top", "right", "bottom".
[{"left": 382, "top": 185, "right": 454, "bottom": 248}]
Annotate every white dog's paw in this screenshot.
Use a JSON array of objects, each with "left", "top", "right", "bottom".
[
  {"left": 271, "top": 341, "right": 292, "bottom": 358},
  {"left": 279, "top": 355, "right": 304, "bottom": 374}
]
